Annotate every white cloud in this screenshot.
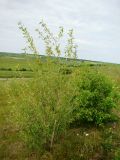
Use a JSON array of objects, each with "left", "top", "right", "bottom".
[{"left": 0, "top": 0, "right": 120, "bottom": 63}]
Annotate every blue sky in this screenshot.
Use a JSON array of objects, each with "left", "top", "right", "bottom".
[{"left": 0, "top": 0, "right": 120, "bottom": 63}]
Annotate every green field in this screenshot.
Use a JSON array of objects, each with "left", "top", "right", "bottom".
[
  {"left": 0, "top": 52, "right": 120, "bottom": 160},
  {"left": 0, "top": 52, "right": 35, "bottom": 78},
  {"left": 0, "top": 52, "right": 108, "bottom": 78}
]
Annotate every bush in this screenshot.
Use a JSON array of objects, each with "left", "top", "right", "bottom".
[
  {"left": 9, "top": 64, "right": 74, "bottom": 152},
  {"left": 59, "top": 67, "right": 72, "bottom": 75},
  {"left": 71, "top": 70, "right": 119, "bottom": 126},
  {"left": 19, "top": 68, "right": 27, "bottom": 71},
  {"left": 7, "top": 20, "right": 79, "bottom": 153},
  {"left": 0, "top": 67, "right": 12, "bottom": 71},
  {"left": 115, "top": 148, "right": 120, "bottom": 160}
]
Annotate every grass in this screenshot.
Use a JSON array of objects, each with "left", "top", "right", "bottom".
[
  {"left": 0, "top": 52, "right": 108, "bottom": 78},
  {"left": 0, "top": 52, "right": 35, "bottom": 78},
  {"left": 0, "top": 52, "right": 31, "bottom": 69},
  {"left": 0, "top": 53, "right": 120, "bottom": 160},
  {"left": 0, "top": 71, "right": 34, "bottom": 78}
]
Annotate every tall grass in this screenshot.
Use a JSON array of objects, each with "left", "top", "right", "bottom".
[
  {"left": 8, "top": 63, "right": 76, "bottom": 151},
  {"left": 8, "top": 21, "right": 78, "bottom": 151}
]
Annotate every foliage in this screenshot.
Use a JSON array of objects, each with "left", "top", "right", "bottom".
[
  {"left": 18, "top": 20, "right": 77, "bottom": 59},
  {"left": 8, "top": 20, "right": 79, "bottom": 151},
  {"left": 9, "top": 64, "right": 74, "bottom": 151},
  {"left": 115, "top": 148, "right": 120, "bottom": 160},
  {"left": 59, "top": 67, "right": 72, "bottom": 75},
  {"left": 64, "top": 29, "right": 78, "bottom": 59},
  {"left": 71, "top": 70, "right": 119, "bottom": 126}
]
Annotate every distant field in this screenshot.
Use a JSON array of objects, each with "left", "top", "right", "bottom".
[
  {"left": 0, "top": 52, "right": 114, "bottom": 78},
  {"left": 0, "top": 52, "right": 36, "bottom": 78},
  {"left": 0, "top": 52, "right": 120, "bottom": 80}
]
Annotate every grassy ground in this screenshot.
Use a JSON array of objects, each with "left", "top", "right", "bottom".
[
  {"left": 0, "top": 53, "right": 120, "bottom": 159},
  {"left": 0, "top": 52, "right": 35, "bottom": 78},
  {"left": 0, "top": 82, "right": 120, "bottom": 159},
  {"left": 0, "top": 52, "right": 106, "bottom": 78}
]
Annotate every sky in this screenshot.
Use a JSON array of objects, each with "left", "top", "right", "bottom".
[{"left": 0, "top": 0, "right": 120, "bottom": 63}]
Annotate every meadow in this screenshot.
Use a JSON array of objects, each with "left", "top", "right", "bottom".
[
  {"left": 0, "top": 52, "right": 35, "bottom": 78},
  {"left": 0, "top": 52, "right": 120, "bottom": 160}
]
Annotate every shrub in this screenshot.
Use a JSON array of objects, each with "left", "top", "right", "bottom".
[
  {"left": 8, "top": 68, "right": 12, "bottom": 71},
  {"left": 19, "top": 68, "right": 27, "bottom": 71},
  {"left": 9, "top": 65, "right": 75, "bottom": 152},
  {"left": 0, "top": 67, "right": 12, "bottom": 71},
  {"left": 59, "top": 67, "right": 72, "bottom": 75},
  {"left": 71, "top": 70, "right": 119, "bottom": 126},
  {"left": 115, "top": 148, "right": 120, "bottom": 160},
  {"left": 9, "top": 20, "right": 78, "bottom": 152}
]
